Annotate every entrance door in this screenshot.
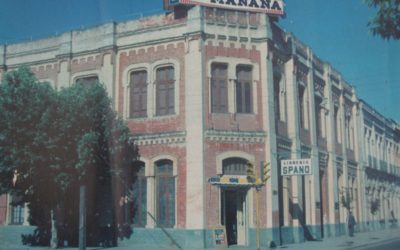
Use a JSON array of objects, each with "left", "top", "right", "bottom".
[{"left": 222, "top": 189, "right": 247, "bottom": 246}]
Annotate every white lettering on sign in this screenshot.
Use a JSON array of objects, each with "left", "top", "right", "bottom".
[
  {"left": 281, "top": 159, "right": 312, "bottom": 176},
  {"left": 176, "top": 0, "right": 284, "bottom": 16}
]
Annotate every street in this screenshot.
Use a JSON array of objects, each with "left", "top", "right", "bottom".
[{"left": 355, "top": 238, "right": 400, "bottom": 250}]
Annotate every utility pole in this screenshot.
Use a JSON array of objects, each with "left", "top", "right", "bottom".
[
  {"left": 79, "top": 185, "right": 86, "bottom": 250},
  {"left": 247, "top": 162, "right": 270, "bottom": 250}
]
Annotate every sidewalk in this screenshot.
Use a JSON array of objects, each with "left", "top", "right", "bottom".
[
  {"left": 2, "top": 227, "right": 399, "bottom": 250},
  {"left": 277, "top": 227, "right": 400, "bottom": 250}
]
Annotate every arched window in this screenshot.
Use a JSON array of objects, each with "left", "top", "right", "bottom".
[
  {"left": 222, "top": 157, "right": 248, "bottom": 175},
  {"left": 155, "top": 160, "right": 175, "bottom": 228},
  {"left": 130, "top": 162, "right": 147, "bottom": 227},
  {"left": 75, "top": 75, "right": 99, "bottom": 86}
]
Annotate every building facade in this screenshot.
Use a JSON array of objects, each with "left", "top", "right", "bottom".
[{"left": 0, "top": 3, "right": 399, "bottom": 249}]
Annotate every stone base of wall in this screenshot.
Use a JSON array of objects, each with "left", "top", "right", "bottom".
[
  {"left": 118, "top": 228, "right": 209, "bottom": 249},
  {"left": 0, "top": 225, "right": 35, "bottom": 248}
]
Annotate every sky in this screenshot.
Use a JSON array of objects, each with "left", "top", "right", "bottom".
[{"left": 0, "top": 0, "right": 399, "bottom": 122}]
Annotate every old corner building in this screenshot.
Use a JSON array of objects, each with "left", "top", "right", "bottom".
[{"left": 0, "top": 1, "right": 400, "bottom": 248}]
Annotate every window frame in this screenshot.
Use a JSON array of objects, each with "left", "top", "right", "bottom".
[
  {"left": 210, "top": 63, "right": 229, "bottom": 113},
  {"left": 129, "top": 70, "right": 148, "bottom": 119},
  {"left": 235, "top": 65, "right": 253, "bottom": 114},
  {"left": 155, "top": 159, "right": 176, "bottom": 228},
  {"left": 208, "top": 58, "right": 259, "bottom": 115},
  {"left": 155, "top": 66, "right": 176, "bottom": 116}
]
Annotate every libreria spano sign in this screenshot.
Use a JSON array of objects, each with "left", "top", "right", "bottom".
[{"left": 170, "top": 0, "right": 284, "bottom": 16}]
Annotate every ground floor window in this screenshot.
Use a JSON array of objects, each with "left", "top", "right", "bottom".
[
  {"left": 10, "top": 204, "right": 24, "bottom": 225},
  {"left": 130, "top": 163, "right": 147, "bottom": 227},
  {"left": 156, "top": 160, "right": 175, "bottom": 228}
]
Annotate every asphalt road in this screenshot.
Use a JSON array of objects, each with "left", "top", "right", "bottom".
[{"left": 356, "top": 238, "right": 400, "bottom": 250}]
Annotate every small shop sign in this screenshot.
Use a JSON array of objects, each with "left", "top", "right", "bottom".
[{"left": 208, "top": 175, "right": 254, "bottom": 186}]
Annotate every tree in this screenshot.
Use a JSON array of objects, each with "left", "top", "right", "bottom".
[
  {"left": 370, "top": 198, "right": 380, "bottom": 215},
  {"left": 0, "top": 67, "right": 137, "bottom": 247},
  {"left": 341, "top": 189, "right": 353, "bottom": 212},
  {"left": 365, "top": 0, "right": 400, "bottom": 40}
]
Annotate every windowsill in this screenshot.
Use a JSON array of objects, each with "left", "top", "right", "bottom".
[
  {"left": 235, "top": 112, "right": 256, "bottom": 116},
  {"left": 127, "top": 114, "right": 178, "bottom": 121},
  {"left": 127, "top": 116, "right": 148, "bottom": 121}
]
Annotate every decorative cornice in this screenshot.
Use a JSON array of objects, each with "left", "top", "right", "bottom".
[
  {"left": 277, "top": 136, "right": 292, "bottom": 151},
  {"left": 205, "top": 130, "right": 266, "bottom": 144},
  {"left": 132, "top": 131, "right": 186, "bottom": 146},
  {"left": 319, "top": 151, "right": 329, "bottom": 168}
]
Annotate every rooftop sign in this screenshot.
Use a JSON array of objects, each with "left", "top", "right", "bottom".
[{"left": 170, "top": 0, "right": 284, "bottom": 16}]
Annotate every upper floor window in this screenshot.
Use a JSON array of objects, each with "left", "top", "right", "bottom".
[
  {"left": 298, "top": 85, "right": 309, "bottom": 129},
  {"left": 335, "top": 107, "right": 342, "bottom": 143},
  {"left": 129, "top": 70, "right": 148, "bottom": 118},
  {"left": 156, "top": 66, "right": 175, "bottom": 116},
  {"left": 315, "top": 97, "right": 323, "bottom": 138},
  {"left": 274, "top": 74, "right": 286, "bottom": 122},
  {"left": 76, "top": 75, "right": 99, "bottom": 86},
  {"left": 211, "top": 63, "right": 228, "bottom": 113},
  {"left": 236, "top": 65, "right": 253, "bottom": 114}
]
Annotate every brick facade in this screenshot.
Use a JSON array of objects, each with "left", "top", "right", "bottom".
[{"left": 1, "top": 4, "right": 400, "bottom": 250}]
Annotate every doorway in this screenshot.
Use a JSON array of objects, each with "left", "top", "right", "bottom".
[{"left": 221, "top": 188, "right": 248, "bottom": 246}]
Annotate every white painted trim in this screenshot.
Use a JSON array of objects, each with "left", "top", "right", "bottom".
[
  {"left": 38, "top": 78, "right": 56, "bottom": 90},
  {"left": 151, "top": 154, "right": 179, "bottom": 228},
  {"left": 216, "top": 151, "right": 255, "bottom": 175},
  {"left": 122, "top": 63, "right": 152, "bottom": 119},
  {"left": 122, "top": 59, "right": 181, "bottom": 119},
  {"left": 152, "top": 58, "right": 181, "bottom": 117},
  {"left": 71, "top": 70, "right": 100, "bottom": 84},
  {"left": 207, "top": 57, "right": 260, "bottom": 115}
]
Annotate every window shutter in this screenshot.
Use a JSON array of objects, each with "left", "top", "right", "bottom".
[{"left": 130, "top": 70, "right": 147, "bottom": 118}]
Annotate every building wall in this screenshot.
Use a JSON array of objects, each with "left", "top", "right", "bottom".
[{"left": 1, "top": 4, "right": 399, "bottom": 249}]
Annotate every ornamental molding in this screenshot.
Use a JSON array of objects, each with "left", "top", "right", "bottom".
[
  {"left": 131, "top": 131, "right": 186, "bottom": 146},
  {"left": 277, "top": 137, "right": 292, "bottom": 151},
  {"left": 301, "top": 145, "right": 311, "bottom": 157},
  {"left": 319, "top": 151, "right": 328, "bottom": 169},
  {"left": 314, "top": 76, "right": 325, "bottom": 97},
  {"left": 205, "top": 130, "right": 267, "bottom": 144}
]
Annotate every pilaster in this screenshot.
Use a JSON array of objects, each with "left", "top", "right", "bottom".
[
  {"left": 306, "top": 51, "right": 322, "bottom": 239},
  {"left": 284, "top": 56, "right": 304, "bottom": 243},
  {"left": 325, "top": 66, "right": 340, "bottom": 236},
  {"left": 261, "top": 28, "right": 280, "bottom": 244},
  {"left": 184, "top": 5, "right": 205, "bottom": 230}
]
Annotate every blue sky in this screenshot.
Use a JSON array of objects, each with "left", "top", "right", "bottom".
[{"left": 0, "top": 0, "right": 399, "bottom": 122}]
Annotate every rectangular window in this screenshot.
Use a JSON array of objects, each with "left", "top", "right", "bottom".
[
  {"left": 129, "top": 70, "right": 147, "bottom": 118},
  {"left": 274, "top": 75, "right": 281, "bottom": 121},
  {"left": 156, "top": 161, "right": 175, "bottom": 228},
  {"left": 11, "top": 205, "right": 24, "bottom": 225},
  {"left": 298, "top": 86, "right": 305, "bottom": 128},
  {"left": 315, "top": 97, "right": 322, "bottom": 138},
  {"left": 131, "top": 165, "right": 147, "bottom": 227},
  {"left": 211, "top": 64, "right": 228, "bottom": 113},
  {"left": 236, "top": 66, "right": 253, "bottom": 114},
  {"left": 156, "top": 66, "right": 175, "bottom": 116}
]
